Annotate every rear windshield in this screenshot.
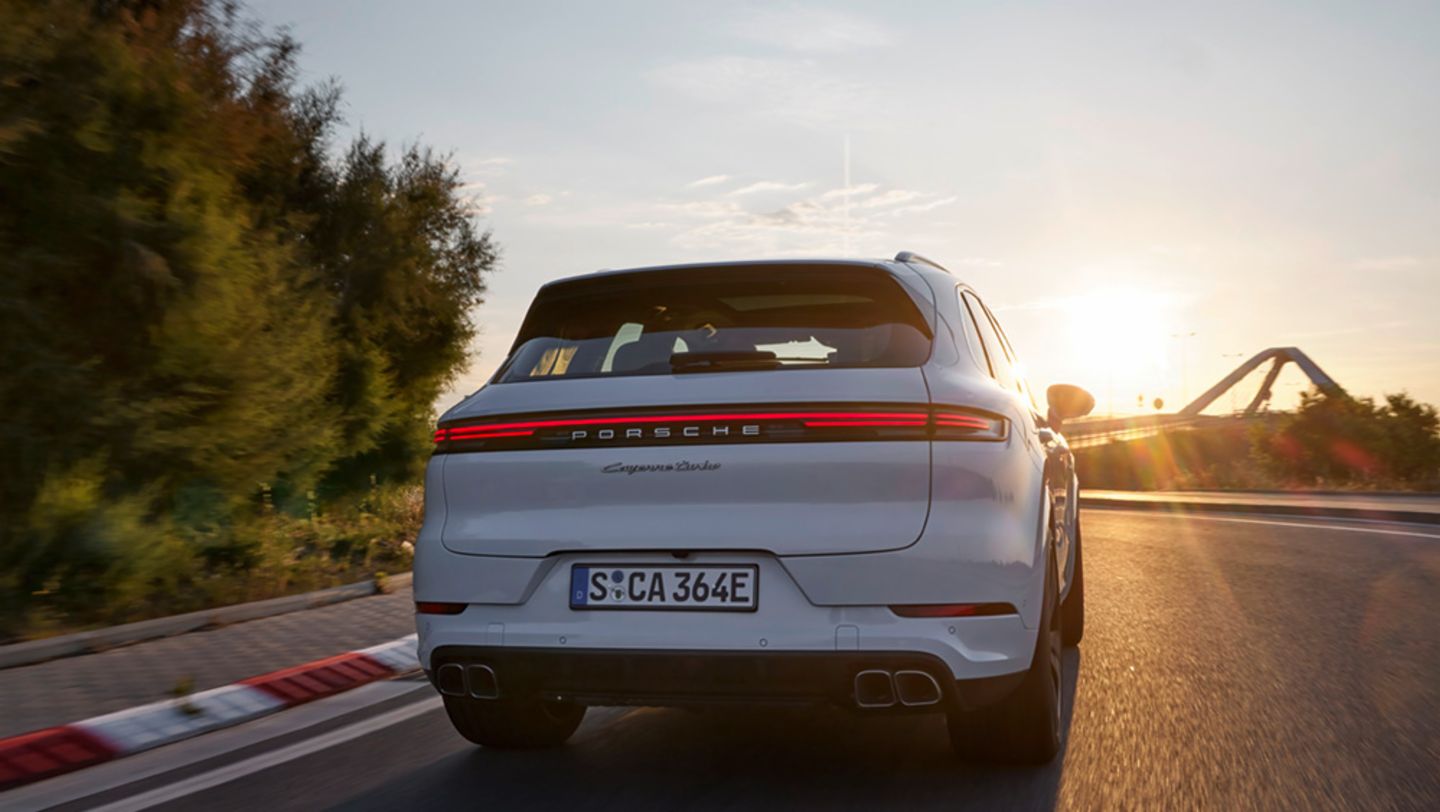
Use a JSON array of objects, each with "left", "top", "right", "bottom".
[{"left": 494, "top": 266, "right": 933, "bottom": 383}]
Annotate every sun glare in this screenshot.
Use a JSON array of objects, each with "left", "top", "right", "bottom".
[{"left": 1063, "top": 288, "right": 1178, "bottom": 414}]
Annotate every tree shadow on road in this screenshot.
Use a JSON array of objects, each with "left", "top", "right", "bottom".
[{"left": 341, "top": 649, "right": 1083, "bottom": 811}]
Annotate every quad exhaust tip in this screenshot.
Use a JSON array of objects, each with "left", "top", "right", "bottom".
[
  {"left": 854, "top": 669, "right": 897, "bottom": 708},
  {"left": 893, "top": 670, "right": 943, "bottom": 706},
  {"left": 434, "top": 663, "right": 500, "bottom": 699},
  {"left": 435, "top": 663, "right": 466, "bottom": 697},
  {"left": 854, "top": 669, "right": 943, "bottom": 708},
  {"left": 466, "top": 664, "right": 500, "bottom": 699}
]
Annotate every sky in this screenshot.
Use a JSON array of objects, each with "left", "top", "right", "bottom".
[{"left": 253, "top": 0, "right": 1440, "bottom": 416}]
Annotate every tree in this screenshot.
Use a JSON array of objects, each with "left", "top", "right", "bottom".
[
  {"left": 1254, "top": 391, "right": 1440, "bottom": 488},
  {"left": 309, "top": 138, "right": 496, "bottom": 495},
  {"left": 0, "top": 0, "right": 494, "bottom": 633}
]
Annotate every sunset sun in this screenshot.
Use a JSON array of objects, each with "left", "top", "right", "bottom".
[{"left": 1060, "top": 288, "right": 1178, "bottom": 413}]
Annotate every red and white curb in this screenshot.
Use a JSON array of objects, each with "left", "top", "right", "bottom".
[{"left": 0, "top": 634, "right": 419, "bottom": 791}]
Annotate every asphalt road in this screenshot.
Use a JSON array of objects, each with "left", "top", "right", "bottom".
[{"left": 40, "top": 510, "right": 1440, "bottom": 810}]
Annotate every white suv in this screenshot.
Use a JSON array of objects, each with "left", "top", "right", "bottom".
[{"left": 414, "top": 253, "right": 1094, "bottom": 764}]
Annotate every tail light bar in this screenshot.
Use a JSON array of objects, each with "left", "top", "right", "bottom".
[{"left": 433, "top": 403, "right": 1006, "bottom": 453}]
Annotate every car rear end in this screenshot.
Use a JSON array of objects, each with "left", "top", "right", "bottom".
[{"left": 414, "top": 260, "right": 1051, "bottom": 750}]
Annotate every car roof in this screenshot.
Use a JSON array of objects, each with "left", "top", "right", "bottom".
[{"left": 539, "top": 256, "right": 958, "bottom": 291}]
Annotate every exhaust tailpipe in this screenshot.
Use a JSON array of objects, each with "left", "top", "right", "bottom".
[
  {"left": 435, "top": 663, "right": 466, "bottom": 697},
  {"left": 466, "top": 664, "right": 500, "bottom": 699},
  {"left": 854, "top": 669, "right": 897, "bottom": 708},
  {"left": 894, "top": 670, "right": 943, "bottom": 707}
]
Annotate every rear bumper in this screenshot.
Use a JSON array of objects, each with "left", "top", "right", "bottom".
[
  {"left": 427, "top": 646, "right": 1026, "bottom": 712},
  {"left": 414, "top": 553, "right": 1038, "bottom": 683}
]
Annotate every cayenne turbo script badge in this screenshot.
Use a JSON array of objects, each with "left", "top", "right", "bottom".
[{"left": 602, "top": 460, "right": 722, "bottom": 475}]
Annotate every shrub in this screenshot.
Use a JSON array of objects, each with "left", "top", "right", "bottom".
[
  {"left": 0, "top": 1, "right": 485, "bottom": 638},
  {"left": 1076, "top": 391, "right": 1440, "bottom": 492},
  {"left": 1255, "top": 392, "right": 1440, "bottom": 488}
]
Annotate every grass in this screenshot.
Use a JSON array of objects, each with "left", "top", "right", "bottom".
[{"left": 4, "top": 486, "right": 421, "bottom": 644}]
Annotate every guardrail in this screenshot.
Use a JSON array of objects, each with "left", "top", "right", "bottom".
[
  {"left": 1081, "top": 489, "right": 1440, "bottom": 525},
  {"left": 1059, "top": 413, "right": 1275, "bottom": 449}
]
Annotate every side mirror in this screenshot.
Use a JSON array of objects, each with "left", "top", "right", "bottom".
[{"left": 1046, "top": 383, "right": 1095, "bottom": 430}]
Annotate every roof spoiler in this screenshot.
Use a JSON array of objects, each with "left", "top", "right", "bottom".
[{"left": 893, "top": 251, "right": 950, "bottom": 274}]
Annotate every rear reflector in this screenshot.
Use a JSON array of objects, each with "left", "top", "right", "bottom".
[
  {"left": 415, "top": 602, "right": 467, "bottom": 615},
  {"left": 433, "top": 403, "right": 1006, "bottom": 452},
  {"left": 889, "top": 603, "right": 1017, "bottom": 618}
]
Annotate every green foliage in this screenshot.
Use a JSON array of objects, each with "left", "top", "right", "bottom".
[
  {"left": 0, "top": 1, "right": 492, "bottom": 638},
  {"left": 1254, "top": 392, "right": 1440, "bottom": 488},
  {"left": 1076, "top": 391, "right": 1440, "bottom": 491}
]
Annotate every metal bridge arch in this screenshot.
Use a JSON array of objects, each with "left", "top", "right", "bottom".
[{"left": 1178, "top": 347, "right": 1342, "bottom": 417}]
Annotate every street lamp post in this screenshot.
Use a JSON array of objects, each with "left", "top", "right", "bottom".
[
  {"left": 1171, "top": 331, "right": 1197, "bottom": 408},
  {"left": 1221, "top": 352, "right": 1245, "bottom": 414}
]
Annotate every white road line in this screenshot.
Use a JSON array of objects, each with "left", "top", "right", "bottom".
[
  {"left": 89, "top": 696, "right": 442, "bottom": 812},
  {"left": 1140, "top": 512, "right": 1440, "bottom": 540}
]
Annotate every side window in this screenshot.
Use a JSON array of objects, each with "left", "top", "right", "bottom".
[
  {"left": 955, "top": 286, "right": 990, "bottom": 374},
  {"left": 979, "top": 300, "right": 1040, "bottom": 411},
  {"left": 961, "top": 291, "right": 1016, "bottom": 391}
]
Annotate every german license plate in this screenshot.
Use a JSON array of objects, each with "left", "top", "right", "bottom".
[{"left": 569, "top": 565, "right": 758, "bottom": 611}]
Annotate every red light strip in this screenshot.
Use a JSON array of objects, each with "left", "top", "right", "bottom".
[
  {"left": 436, "top": 408, "right": 1001, "bottom": 443},
  {"left": 934, "top": 414, "right": 992, "bottom": 430},
  {"left": 443, "top": 410, "right": 929, "bottom": 435},
  {"left": 445, "top": 429, "right": 536, "bottom": 440},
  {"left": 803, "top": 420, "right": 928, "bottom": 428}
]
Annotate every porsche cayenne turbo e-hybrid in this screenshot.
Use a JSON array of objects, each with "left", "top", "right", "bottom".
[{"left": 414, "top": 252, "right": 1095, "bottom": 764}]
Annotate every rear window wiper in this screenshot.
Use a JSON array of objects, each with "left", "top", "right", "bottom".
[{"left": 669, "top": 351, "right": 781, "bottom": 373}]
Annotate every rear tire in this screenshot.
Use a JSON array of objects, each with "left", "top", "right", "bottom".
[
  {"left": 947, "top": 550, "right": 1064, "bottom": 765},
  {"left": 1061, "top": 520, "right": 1085, "bottom": 647},
  {"left": 443, "top": 694, "right": 586, "bottom": 749}
]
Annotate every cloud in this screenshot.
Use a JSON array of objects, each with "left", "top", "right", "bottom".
[
  {"left": 455, "top": 178, "right": 496, "bottom": 216},
  {"left": 733, "top": 8, "right": 895, "bottom": 53},
  {"left": 885, "top": 196, "right": 958, "bottom": 217},
  {"left": 686, "top": 174, "right": 731, "bottom": 188},
  {"left": 856, "top": 189, "right": 921, "bottom": 209},
  {"left": 523, "top": 193, "right": 553, "bottom": 207},
  {"left": 454, "top": 156, "right": 515, "bottom": 216},
  {"left": 463, "top": 156, "right": 513, "bottom": 178},
  {"left": 649, "top": 56, "right": 874, "bottom": 127},
  {"left": 659, "top": 200, "right": 746, "bottom": 219},
  {"left": 728, "top": 180, "right": 811, "bottom": 196},
  {"left": 461, "top": 195, "right": 493, "bottom": 217},
  {"left": 510, "top": 180, "right": 957, "bottom": 255},
  {"left": 819, "top": 183, "right": 878, "bottom": 201},
  {"left": 664, "top": 181, "right": 957, "bottom": 254}
]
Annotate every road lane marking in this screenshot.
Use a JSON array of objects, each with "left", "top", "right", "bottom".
[
  {"left": 1127, "top": 512, "right": 1440, "bottom": 540},
  {"left": 88, "top": 696, "right": 442, "bottom": 812}
]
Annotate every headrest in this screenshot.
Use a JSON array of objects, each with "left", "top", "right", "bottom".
[{"left": 610, "top": 335, "right": 674, "bottom": 373}]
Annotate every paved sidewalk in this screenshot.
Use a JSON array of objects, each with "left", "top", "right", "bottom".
[{"left": 0, "top": 585, "right": 414, "bottom": 738}]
